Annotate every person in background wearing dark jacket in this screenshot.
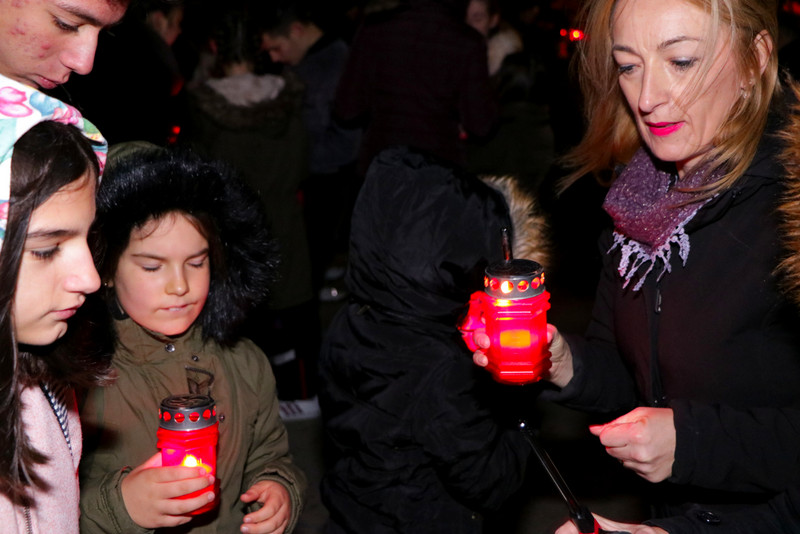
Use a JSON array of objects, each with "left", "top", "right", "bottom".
[
  {"left": 319, "top": 146, "right": 549, "bottom": 534},
  {"left": 180, "top": 6, "right": 319, "bottom": 413},
  {"left": 466, "top": 0, "right": 800, "bottom": 532},
  {"left": 334, "top": 0, "right": 497, "bottom": 178},
  {"left": 261, "top": 0, "right": 361, "bottom": 314}
]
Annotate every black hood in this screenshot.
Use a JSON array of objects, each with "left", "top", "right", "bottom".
[{"left": 346, "top": 147, "right": 514, "bottom": 322}]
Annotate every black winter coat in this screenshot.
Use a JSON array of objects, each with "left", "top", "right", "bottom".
[
  {"left": 547, "top": 120, "right": 800, "bottom": 531},
  {"left": 318, "top": 147, "right": 548, "bottom": 534}
]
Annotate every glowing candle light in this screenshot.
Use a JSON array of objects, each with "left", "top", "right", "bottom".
[
  {"left": 461, "top": 258, "right": 550, "bottom": 384},
  {"left": 157, "top": 394, "right": 220, "bottom": 515}
]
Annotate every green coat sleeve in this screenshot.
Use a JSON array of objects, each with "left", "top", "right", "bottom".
[{"left": 238, "top": 341, "right": 307, "bottom": 532}]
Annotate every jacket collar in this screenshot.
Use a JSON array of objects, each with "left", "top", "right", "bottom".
[{"left": 114, "top": 317, "right": 205, "bottom": 364}]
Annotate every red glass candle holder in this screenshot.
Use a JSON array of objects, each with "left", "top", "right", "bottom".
[
  {"left": 461, "top": 259, "right": 551, "bottom": 384},
  {"left": 156, "top": 394, "right": 219, "bottom": 515}
]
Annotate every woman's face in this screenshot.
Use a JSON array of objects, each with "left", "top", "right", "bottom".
[
  {"left": 112, "top": 212, "right": 210, "bottom": 337},
  {"left": 13, "top": 174, "right": 100, "bottom": 345},
  {"left": 611, "top": 0, "right": 742, "bottom": 176}
]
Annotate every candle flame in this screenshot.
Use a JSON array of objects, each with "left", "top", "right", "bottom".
[
  {"left": 182, "top": 455, "right": 200, "bottom": 468},
  {"left": 180, "top": 454, "right": 211, "bottom": 474}
]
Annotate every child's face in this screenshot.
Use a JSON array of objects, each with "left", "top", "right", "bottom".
[
  {"left": 111, "top": 212, "right": 210, "bottom": 337},
  {"left": 14, "top": 174, "right": 100, "bottom": 345}
]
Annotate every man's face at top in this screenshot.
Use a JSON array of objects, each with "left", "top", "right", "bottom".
[
  {"left": 262, "top": 27, "right": 306, "bottom": 67},
  {"left": 0, "top": 0, "right": 128, "bottom": 89}
]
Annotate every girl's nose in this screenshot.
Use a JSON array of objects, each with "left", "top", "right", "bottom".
[
  {"left": 166, "top": 268, "right": 189, "bottom": 296},
  {"left": 65, "top": 243, "right": 101, "bottom": 294}
]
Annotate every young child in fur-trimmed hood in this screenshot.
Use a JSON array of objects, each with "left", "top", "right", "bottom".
[
  {"left": 317, "top": 146, "right": 549, "bottom": 534},
  {"left": 77, "top": 144, "right": 306, "bottom": 534}
]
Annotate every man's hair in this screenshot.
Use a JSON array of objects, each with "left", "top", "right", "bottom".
[
  {"left": 128, "top": 0, "right": 182, "bottom": 18},
  {"left": 258, "top": 0, "right": 316, "bottom": 37}
]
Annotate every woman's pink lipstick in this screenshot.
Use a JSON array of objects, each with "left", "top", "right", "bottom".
[{"left": 647, "top": 122, "right": 683, "bottom": 137}]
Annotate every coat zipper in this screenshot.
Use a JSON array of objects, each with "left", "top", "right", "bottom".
[
  {"left": 24, "top": 505, "right": 32, "bottom": 534},
  {"left": 649, "top": 285, "right": 667, "bottom": 407}
]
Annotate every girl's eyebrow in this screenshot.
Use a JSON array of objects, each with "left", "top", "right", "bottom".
[
  {"left": 131, "top": 248, "right": 210, "bottom": 261},
  {"left": 26, "top": 228, "right": 77, "bottom": 240}
]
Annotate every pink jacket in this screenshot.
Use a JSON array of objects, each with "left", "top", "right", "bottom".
[{"left": 0, "top": 385, "right": 82, "bottom": 534}]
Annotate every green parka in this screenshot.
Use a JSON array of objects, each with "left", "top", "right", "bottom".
[{"left": 78, "top": 318, "right": 306, "bottom": 533}]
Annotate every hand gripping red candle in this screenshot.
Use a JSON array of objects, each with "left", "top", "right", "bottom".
[
  {"left": 157, "top": 393, "right": 220, "bottom": 514},
  {"left": 461, "top": 250, "right": 551, "bottom": 384}
]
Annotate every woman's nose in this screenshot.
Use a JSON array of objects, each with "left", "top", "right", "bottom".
[{"left": 638, "top": 65, "right": 669, "bottom": 114}]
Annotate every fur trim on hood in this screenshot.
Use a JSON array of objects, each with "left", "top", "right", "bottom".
[
  {"left": 188, "top": 71, "right": 304, "bottom": 132},
  {"left": 479, "top": 174, "right": 550, "bottom": 269},
  {"left": 92, "top": 145, "right": 278, "bottom": 347}
]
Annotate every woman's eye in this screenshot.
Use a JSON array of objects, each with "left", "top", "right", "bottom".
[
  {"left": 616, "top": 64, "right": 637, "bottom": 76},
  {"left": 141, "top": 264, "right": 161, "bottom": 272},
  {"left": 672, "top": 58, "right": 698, "bottom": 71}
]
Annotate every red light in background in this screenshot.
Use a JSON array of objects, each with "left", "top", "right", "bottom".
[
  {"left": 167, "top": 124, "right": 181, "bottom": 145},
  {"left": 783, "top": 1, "right": 800, "bottom": 15},
  {"left": 569, "top": 29, "right": 585, "bottom": 41}
]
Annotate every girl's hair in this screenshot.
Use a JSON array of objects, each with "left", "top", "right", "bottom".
[
  {"left": 559, "top": 0, "right": 781, "bottom": 195},
  {"left": 0, "top": 121, "right": 103, "bottom": 505},
  {"left": 209, "top": 6, "right": 263, "bottom": 77},
  {"left": 92, "top": 145, "right": 277, "bottom": 346}
]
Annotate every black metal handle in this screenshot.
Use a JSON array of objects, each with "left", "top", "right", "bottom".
[{"left": 518, "top": 420, "right": 631, "bottom": 534}]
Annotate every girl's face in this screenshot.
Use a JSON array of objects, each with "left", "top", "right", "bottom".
[
  {"left": 611, "top": 0, "right": 743, "bottom": 176},
  {"left": 14, "top": 174, "right": 100, "bottom": 345},
  {"left": 112, "top": 212, "right": 210, "bottom": 337}
]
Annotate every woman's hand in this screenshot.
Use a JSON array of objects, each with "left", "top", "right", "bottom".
[
  {"left": 121, "top": 452, "right": 216, "bottom": 528},
  {"left": 239, "top": 480, "right": 291, "bottom": 533},
  {"left": 590, "top": 407, "right": 676, "bottom": 483},
  {"left": 471, "top": 324, "right": 574, "bottom": 388},
  {"left": 555, "top": 513, "right": 667, "bottom": 534}
]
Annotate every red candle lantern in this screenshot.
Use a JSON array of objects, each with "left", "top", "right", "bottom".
[
  {"left": 461, "top": 258, "right": 551, "bottom": 384},
  {"left": 156, "top": 393, "right": 219, "bottom": 515}
]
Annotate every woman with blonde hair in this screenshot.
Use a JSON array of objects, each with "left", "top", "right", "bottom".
[{"left": 465, "top": 0, "right": 800, "bottom": 531}]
